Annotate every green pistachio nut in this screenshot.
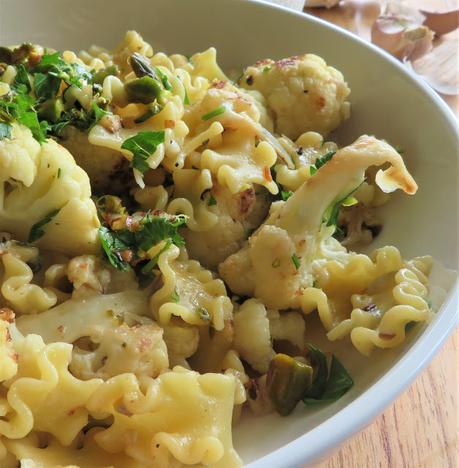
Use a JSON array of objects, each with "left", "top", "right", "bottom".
[
  {"left": 267, "top": 353, "right": 313, "bottom": 416},
  {"left": 125, "top": 76, "right": 163, "bottom": 104}
]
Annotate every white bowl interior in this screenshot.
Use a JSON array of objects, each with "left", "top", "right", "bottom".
[{"left": 2, "top": 0, "right": 458, "bottom": 466}]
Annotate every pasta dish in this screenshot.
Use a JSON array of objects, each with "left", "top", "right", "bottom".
[{"left": 0, "top": 32, "right": 434, "bottom": 467}]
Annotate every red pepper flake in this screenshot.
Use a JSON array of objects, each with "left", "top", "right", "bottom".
[
  {"left": 263, "top": 166, "right": 272, "bottom": 182},
  {"left": 67, "top": 407, "right": 79, "bottom": 416},
  {"left": 316, "top": 96, "right": 326, "bottom": 110},
  {"left": 0, "top": 308, "right": 15, "bottom": 323},
  {"left": 379, "top": 332, "right": 396, "bottom": 340},
  {"left": 212, "top": 80, "right": 227, "bottom": 89},
  {"left": 255, "top": 58, "right": 272, "bottom": 66},
  {"left": 119, "top": 250, "right": 133, "bottom": 263},
  {"left": 164, "top": 119, "right": 175, "bottom": 129},
  {"left": 139, "top": 337, "right": 152, "bottom": 352},
  {"left": 78, "top": 263, "right": 87, "bottom": 269},
  {"left": 276, "top": 58, "right": 297, "bottom": 68}
]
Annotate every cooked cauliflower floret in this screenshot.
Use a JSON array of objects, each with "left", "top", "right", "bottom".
[
  {"left": 162, "top": 319, "right": 200, "bottom": 367},
  {"left": 0, "top": 124, "right": 100, "bottom": 256},
  {"left": 233, "top": 299, "right": 274, "bottom": 374},
  {"left": 183, "top": 184, "right": 270, "bottom": 269},
  {"left": 60, "top": 126, "right": 134, "bottom": 193},
  {"left": 70, "top": 322, "right": 169, "bottom": 380},
  {"left": 268, "top": 309, "right": 306, "bottom": 351},
  {"left": 240, "top": 54, "right": 351, "bottom": 139}
]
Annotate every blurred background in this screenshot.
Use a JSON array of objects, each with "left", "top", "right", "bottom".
[{"left": 272, "top": 0, "right": 459, "bottom": 113}]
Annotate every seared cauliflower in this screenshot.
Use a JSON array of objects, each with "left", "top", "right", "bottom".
[
  {"left": 0, "top": 123, "right": 100, "bottom": 256},
  {"left": 240, "top": 54, "right": 351, "bottom": 139},
  {"left": 220, "top": 136, "right": 417, "bottom": 310}
]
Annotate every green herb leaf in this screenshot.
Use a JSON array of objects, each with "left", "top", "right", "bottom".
[
  {"left": 316, "top": 355, "right": 353, "bottom": 402},
  {"left": 309, "top": 165, "right": 317, "bottom": 176},
  {"left": 92, "top": 102, "right": 109, "bottom": 123},
  {"left": 184, "top": 88, "right": 190, "bottom": 105},
  {"left": 281, "top": 190, "right": 293, "bottom": 201},
  {"left": 0, "top": 122, "right": 12, "bottom": 140},
  {"left": 33, "top": 52, "right": 90, "bottom": 89},
  {"left": 303, "top": 344, "right": 328, "bottom": 399},
  {"left": 97, "top": 204, "right": 187, "bottom": 273},
  {"left": 155, "top": 67, "right": 172, "bottom": 90},
  {"left": 12, "top": 64, "right": 31, "bottom": 92},
  {"left": 18, "top": 110, "right": 48, "bottom": 143},
  {"left": 291, "top": 253, "right": 300, "bottom": 270},
  {"left": 202, "top": 105, "right": 226, "bottom": 121},
  {"left": 315, "top": 150, "right": 336, "bottom": 170},
  {"left": 28, "top": 208, "right": 61, "bottom": 243},
  {"left": 135, "top": 214, "right": 186, "bottom": 252},
  {"left": 33, "top": 72, "right": 61, "bottom": 99},
  {"left": 98, "top": 226, "right": 131, "bottom": 271},
  {"left": 323, "top": 182, "right": 364, "bottom": 228},
  {"left": 141, "top": 238, "right": 172, "bottom": 273},
  {"left": 303, "top": 346, "right": 353, "bottom": 404},
  {"left": 121, "top": 130, "right": 165, "bottom": 174},
  {"left": 170, "top": 288, "right": 180, "bottom": 303},
  {"left": 207, "top": 194, "right": 217, "bottom": 206}
]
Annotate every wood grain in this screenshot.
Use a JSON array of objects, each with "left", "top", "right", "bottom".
[
  {"left": 270, "top": 0, "right": 459, "bottom": 466},
  {"left": 313, "top": 329, "right": 459, "bottom": 468}
]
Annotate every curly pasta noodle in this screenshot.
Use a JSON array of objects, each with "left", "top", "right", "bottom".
[{"left": 151, "top": 246, "right": 232, "bottom": 331}]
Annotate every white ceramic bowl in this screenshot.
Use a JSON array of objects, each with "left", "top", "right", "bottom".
[{"left": 2, "top": 0, "right": 458, "bottom": 466}]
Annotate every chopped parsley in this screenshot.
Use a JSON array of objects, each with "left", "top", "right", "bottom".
[
  {"left": 28, "top": 208, "right": 61, "bottom": 243},
  {"left": 97, "top": 199, "right": 187, "bottom": 273},
  {"left": 201, "top": 105, "right": 226, "bottom": 121},
  {"left": 323, "top": 183, "right": 363, "bottom": 229},
  {"left": 92, "top": 102, "right": 109, "bottom": 123},
  {"left": 310, "top": 150, "right": 336, "bottom": 176},
  {"left": 207, "top": 194, "right": 217, "bottom": 206},
  {"left": 291, "top": 253, "right": 300, "bottom": 270},
  {"left": 280, "top": 190, "right": 293, "bottom": 201},
  {"left": 155, "top": 67, "right": 172, "bottom": 90},
  {"left": 184, "top": 88, "right": 190, "bottom": 105},
  {"left": 170, "top": 289, "right": 180, "bottom": 303},
  {"left": 0, "top": 47, "right": 104, "bottom": 143},
  {"left": 121, "top": 131, "right": 165, "bottom": 174},
  {"left": 0, "top": 122, "right": 12, "bottom": 140}
]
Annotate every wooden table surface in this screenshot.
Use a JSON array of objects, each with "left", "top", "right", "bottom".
[{"left": 270, "top": 1, "right": 459, "bottom": 466}]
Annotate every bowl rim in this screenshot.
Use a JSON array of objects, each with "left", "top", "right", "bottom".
[{"left": 241, "top": 1, "right": 459, "bottom": 467}]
